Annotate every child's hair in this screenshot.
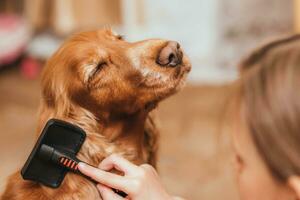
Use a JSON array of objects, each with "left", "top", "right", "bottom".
[{"left": 236, "top": 35, "right": 300, "bottom": 181}]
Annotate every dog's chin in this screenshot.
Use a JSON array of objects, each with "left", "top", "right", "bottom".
[
  {"left": 143, "top": 68, "right": 190, "bottom": 112},
  {"left": 164, "top": 63, "right": 191, "bottom": 92}
]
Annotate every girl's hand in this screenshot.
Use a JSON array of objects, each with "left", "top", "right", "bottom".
[{"left": 78, "top": 154, "right": 178, "bottom": 200}]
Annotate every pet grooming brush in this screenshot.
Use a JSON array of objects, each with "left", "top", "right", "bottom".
[
  {"left": 21, "top": 119, "right": 88, "bottom": 188},
  {"left": 21, "top": 119, "right": 127, "bottom": 197}
]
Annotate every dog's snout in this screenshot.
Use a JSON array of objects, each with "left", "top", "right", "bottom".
[{"left": 156, "top": 41, "right": 183, "bottom": 67}]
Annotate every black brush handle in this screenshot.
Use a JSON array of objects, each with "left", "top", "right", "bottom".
[
  {"left": 39, "top": 144, "right": 83, "bottom": 172},
  {"left": 39, "top": 144, "right": 127, "bottom": 197}
]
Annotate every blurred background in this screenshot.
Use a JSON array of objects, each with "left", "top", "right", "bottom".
[{"left": 0, "top": 0, "right": 298, "bottom": 199}]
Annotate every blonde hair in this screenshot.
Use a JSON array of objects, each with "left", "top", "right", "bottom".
[{"left": 236, "top": 35, "right": 300, "bottom": 181}]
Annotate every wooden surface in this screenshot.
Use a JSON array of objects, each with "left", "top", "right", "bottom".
[{"left": 0, "top": 68, "right": 238, "bottom": 200}]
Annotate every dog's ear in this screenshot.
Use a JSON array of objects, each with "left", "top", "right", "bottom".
[{"left": 41, "top": 49, "right": 72, "bottom": 118}]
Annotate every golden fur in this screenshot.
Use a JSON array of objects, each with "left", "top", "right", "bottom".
[{"left": 1, "top": 29, "right": 191, "bottom": 200}]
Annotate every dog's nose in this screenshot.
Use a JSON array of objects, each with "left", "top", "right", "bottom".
[{"left": 156, "top": 41, "right": 183, "bottom": 67}]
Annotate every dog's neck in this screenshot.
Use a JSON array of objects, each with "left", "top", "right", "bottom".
[
  {"left": 78, "top": 108, "right": 149, "bottom": 166},
  {"left": 39, "top": 103, "right": 149, "bottom": 165},
  {"left": 101, "top": 111, "right": 147, "bottom": 141}
]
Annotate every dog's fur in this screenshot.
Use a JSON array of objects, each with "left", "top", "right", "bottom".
[{"left": 1, "top": 29, "right": 191, "bottom": 200}]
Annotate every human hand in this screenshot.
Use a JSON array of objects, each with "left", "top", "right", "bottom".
[{"left": 78, "top": 154, "right": 175, "bottom": 200}]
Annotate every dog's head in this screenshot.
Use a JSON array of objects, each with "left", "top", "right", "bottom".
[{"left": 42, "top": 29, "right": 191, "bottom": 116}]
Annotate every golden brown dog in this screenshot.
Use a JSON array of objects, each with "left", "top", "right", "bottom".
[{"left": 1, "top": 29, "right": 191, "bottom": 200}]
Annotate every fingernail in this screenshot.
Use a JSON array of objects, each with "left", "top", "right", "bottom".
[{"left": 78, "top": 162, "right": 86, "bottom": 170}]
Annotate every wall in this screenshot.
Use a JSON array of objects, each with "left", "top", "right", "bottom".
[
  {"left": 123, "top": 0, "right": 293, "bottom": 84},
  {"left": 122, "top": 0, "right": 220, "bottom": 83},
  {"left": 217, "top": 0, "right": 293, "bottom": 68}
]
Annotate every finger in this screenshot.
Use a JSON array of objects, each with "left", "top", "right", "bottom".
[
  {"left": 140, "top": 164, "right": 155, "bottom": 173},
  {"left": 78, "top": 162, "right": 130, "bottom": 192},
  {"left": 97, "top": 184, "right": 124, "bottom": 200},
  {"left": 288, "top": 176, "right": 300, "bottom": 197},
  {"left": 99, "top": 154, "right": 139, "bottom": 174}
]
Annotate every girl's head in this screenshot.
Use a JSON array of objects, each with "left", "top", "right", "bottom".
[{"left": 232, "top": 35, "right": 300, "bottom": 200}]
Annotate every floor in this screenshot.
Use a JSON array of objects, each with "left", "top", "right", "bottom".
[{"left": 0, "top": 68, "right": 239, "bottom": 200}]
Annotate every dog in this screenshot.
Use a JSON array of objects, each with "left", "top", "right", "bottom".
[{"left": 1, "top": 29, "right": 191, "bottom": 200}]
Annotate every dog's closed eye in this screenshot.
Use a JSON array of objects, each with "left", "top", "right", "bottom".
[
  {"left": 86, "top": 62, "right": 107, "bottom": 83},
  {"left": 94, "top": 62, "right": 107, "bottom": 75}
]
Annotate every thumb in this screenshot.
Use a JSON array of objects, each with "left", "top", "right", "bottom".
[
  {"left": 288, "top": 176, "right": 300, "bottom": 198},
  {"left": 97, "top": 184, "right": 125, "bottom": 200}
]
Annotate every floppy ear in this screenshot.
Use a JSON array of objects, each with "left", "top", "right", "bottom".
[
  {"left": 40, "top": 51, "right": 72, "bottom": 118},
  {"left": 35, "top": 63, "right": 72, "bottom": 136},
  {"left": 288, "top": 176, "right": 300, "bottom": 198}
]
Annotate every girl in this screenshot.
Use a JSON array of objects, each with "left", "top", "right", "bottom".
[{"left": 78, "top": 35, "right": 300, "bottom": 200}]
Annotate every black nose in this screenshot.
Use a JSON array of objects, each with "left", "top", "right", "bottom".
[{"left": 156, "top": 41, "right": 183, "bottom": 67}]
